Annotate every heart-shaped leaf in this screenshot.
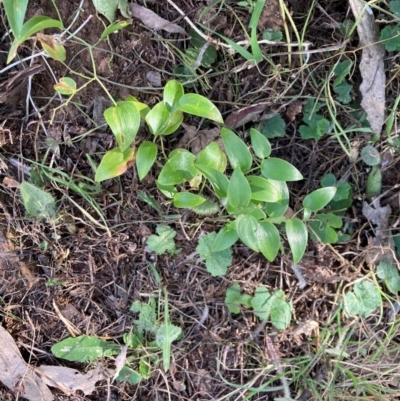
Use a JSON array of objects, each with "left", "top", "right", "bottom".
[
  {"left": 136, "top": 141, "right": 157, "bottom": 180},
  {"left": 285, "top": 218, "right": 307, "bottom": 264},
  {"left": 178, "top": 94, "right": 223, "bottom": 123},
  {"left": 261, "top": 158, "right": 303, "bottom": 181},
  {"left": 95, "top": 147, "right": 136, "bottom": 182},
  {"left": 104, "top": 101, "right": 140, "bottom": 151},
  {"left": 221, "top": 128, "right": 252, "bottom": 173},
  {"left": 302, "top": 187, "right": 337, "bottom": 212}
]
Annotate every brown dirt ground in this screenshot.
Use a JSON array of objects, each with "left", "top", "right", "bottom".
[{"left": 1, "top": 0, "right": 400, "bottom": 400}]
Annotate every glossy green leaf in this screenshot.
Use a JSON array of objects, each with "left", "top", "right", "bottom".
[
  {"left": 164, "top": 80, "right": 184, "bottom": 111},
  {"left": 3, "top": 0, "right": 28, "bottom": 38},
  {"left": 178, "top": 94, "right": 223, "bottom": 123},
  {"left": 236, "top": 214, "right": 259, "bottom": 252},
  {"left": 195, "top": 164, "right": 229, "bottom": 198},
  {"left": 95, "top": 147, "right": 136, "bottom": 182},
  {"left": 221, "top": 128, "right": 252, "bottom": 173},
  {"left": 51, "top": 335, "right": 119, "bottom": 362},
  {"left": 100, "top": 20, "right": 131, "bottom": 40},
  {"left": 8, "top": 16, "right": 63, "bottom": 63},
  {"left": 136, "top": 141, "right": 157, "bottom": 180},
  {"left": 302, "top": 187, "right": 337, "bottom": 211},
  {"left": 104, "top": 101, "right": 140, "bottom": 151},
  {"left": 247, "top": 176, "right": 280, "bottom": 202},
  {"left": 173, "top": 192, "right": 206, "bottom": 208},
  {"left": 250, "top": 128, "right": 271, "bottom": 158},
  {"left": 156, "top": 181, "right": 177, "bottom": 198},
  {"left": 261, "top": 158, "right": 303, "bottom": 181},
  {"left": 285, "top": 218, "right": 307, "bottom": 264},
  {"left": 196, "top": 142, "right": 227, "bottom": 172},
  {"left": 264, "top": 180, "right": 289, "bottom": 217},
  {"left": 54, "top": 77, "right": 77, "bottom": 95},
  {"left": 344, "top": 280, "right": 381, "bottom": 317},
  {"left": 158, "top": 150, "right": 197, "bottom": 186},
  {"left": 190, "top": 199, "right": 220, "bottom": 215},
  {"left": 257, "top": 221, "right": 280, "bottom": 262},
  {"left": 125, "top": 95, "right": 150, "bottom": 118},
  {"left": 146, "top": 102, "right": 170, "bottom": 136},
  {"left": 212, "top": 222, "right": 239, "bottom": 252},
  {"left": 228, "top": 168, "right": 251, "bottom": 210}
]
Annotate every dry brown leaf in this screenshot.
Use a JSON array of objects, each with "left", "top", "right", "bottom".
[
  {"left": 131, "top": 4, "right": 186, "bottom": 35},
  {"left": 349, "top": 0, "right": 385, "bottom": 136},
  {"left": 225, "top": 104, "right": 267, "bottom": 129},
  {"left": 36, "top": 365, "right": 113, "bottom": 396},
  {"left": 0, "top": 326, "right": 53, "bottom": 401},
  {"left": 178, "top": 124, "right": 221, "bottom": 155},
  {"left": 3, "top": 176, "right": 20, "bottom": 188}
]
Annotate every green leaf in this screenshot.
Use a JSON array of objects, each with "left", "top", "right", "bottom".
[
  {"left": 236, "top": 214, "right": 259, "bottom": 252},
  {"left": 196, "top": 232, "right": 233, "bottom": 276},
  {"left": 260, "top": 114, "right": 286, "bottom": 138},
  {"left": 228, "top": 168, "right": 252, "bottom": 210},
  {"left": 264, "top": 180, "right": 289, "bottom": 217},
  {"left": 136, "top": 141, "right": 157, "bottom": 180},
  {"left": 54, "top": 77, "right": 77, "bottom": 95},
  {"left": 261, "top": 158, "right": 303, "bottom": 181},
  {"left": 344, "top": 280, "right": 381, "bottom": 317},
  {"left": 257, "top": 221, "right": 280, "bottom": 262},
  {"left": 104, "top": 101, "right": 140, "bottom": 151},
  {"left": 3, "top": 0, "right": 28, "bottom": 38},
  {"left": 262, "top": 28, "right": 283, "bottom": 42},
  {"left": 225, "top": 283, "right": 252, "bottom": 314},
  {"left": 196, "top": 142, "right": 227, "bottom": 172},
  {"left": 251, "top": 286, "right": 271, "bottom": 320},
  {"left": 361, "top": 145, "right": 381, "bottom": 166},
  {"left": 269, "top": 290, "right": 291, "bottom": 330},
  {"left": 146, "top": 102, "right": 174, "bottom": 136},
  {"left": 321, "top": 174, "right": 351, "bottom": 202},
  {"left": 302, "top": 187, "right": 337, "bottom": 211},
  {"left": 7, "top": 16, "right": 64, "bottom": 63},
  {"left": 333, "top": 60, "right": 353, "bottom": 87},
  {"left": 158, "top": 150, "right": 197, "bottom": 186},
  {"left": 366, "top": 165, "right": 382, "bottom": 199},
  {"left": 156, "top": 181, "right": 178, "bottom": 199},
  {"left": 51, "top": 335, "right": 119, "bottom": 362},
  {"left": 146, "top": 225, "right": 179, "bottom": 255},
  {"left": 92, "top": 0, "right": 129, "bottom": 23},
  {"left": 333, "top": 81, "right": 353, "bottom": 104},
  {"left": 95, "top": 147, "right": 136, "bottom": 182},
  {"left": 286, "top": 218, "right": 307, "bottom": 264},
  {"left": 37, "top": 33, "right": 66, "bottom": 61},
  {"left": 130, "top": 300, "right": 159, "bottom": 333},
  {"left": 247, "top": 176, "right": 281, "bottom": 202},
  {"left": 221, "top": 128, "right": 253, "bottom": 172},
  {"left": 376, "top": 262, "right": 400, "bottom": 294},
  {"left": 20, "top": 182, "right": 56, "bottom": 219},
  {"left": 178, "top": 94, "right": 223, "bottom": 123},
  {"left": 100, "top": 20, "right": 131, "bottom": 40},
  {"left": 389, "top": 0, "right": 400, "bottom": 18},
  {"left": 250, "top": 128, "right": 271, "bottom": 158},
  {"left": 380, "top": 25, "right": 400, "bottom": 52},
  {"left": 137, "top": 190, "right": 163, "bottom": 214},
  {"left": 116, "top": 366, "right": 142, "bottom": 384},
  {"left": 190, "top": 199, "right": 220, "bottom": 215},
  {"left": 308, "top": 213, "right": 342, "bottom": 244},
  {"left": 173, "top": 192, "right": 206, "bottom": 208},
  {"left": 164, "top": 80, "right": 184, "bottom": 111},
  {"left": 212, "top": 222, "right": 239, "bottom": 252},
  {"left": 156, "top": 323, "right": 182, "bottom": 348},
  {"left": 195, "top": 165, "right": 229, "bottom": 198},
  {"left": 298, "top": 98, "right": 330, "bottom": 141}
]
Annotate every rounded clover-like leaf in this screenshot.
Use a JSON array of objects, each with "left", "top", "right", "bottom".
[
  {"left": 178, "top": 93, "right": 223, "bottom": 123},
  {"left": 227, "top": 168, "right": 251, "bottom": 210},
  {"left": 285, "top": 218, "right": 307, "bottom": 264},
  {"left": 221, "top": 128, "right": 252, "bottom": 173},
  {"left": 261, "top": 158, "right": 303, "bottom": 181},
  {"left": 250, "top": 128, "right": 271, "bottom": 159},
  {"left": 104, "top": 101, "right": 140, "bottom": 152},
  {"left": 95, "top": 147, "right": 136, "bottom": 182},
  {"left": 302, "top": 187, "right": 337, "bottom": 212},
  {"left": 257, "top": 221, "right": 280, "bottom": 262},
  {"left": 136, "top": 141, "right": 157, "bottom": 181},
  {"left": 173, "top": 192, "right": 206, "bottom": 208}
]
